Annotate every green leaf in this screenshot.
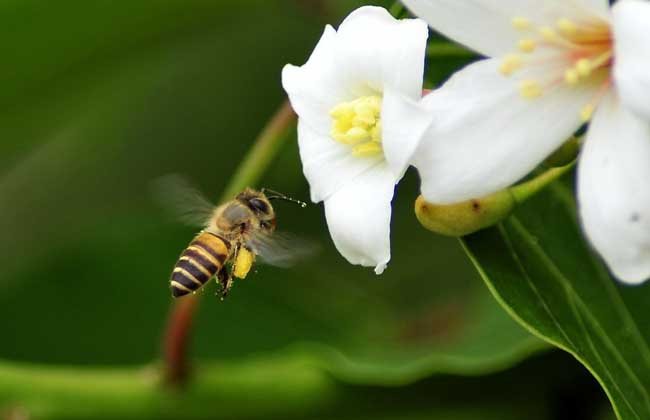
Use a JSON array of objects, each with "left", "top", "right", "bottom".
[{"left": 462, "top": 179, "right": 650, "bottom": 420}]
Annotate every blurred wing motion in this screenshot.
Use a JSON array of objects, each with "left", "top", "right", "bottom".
[
  {"left": 247, "top": 231, "right": 319, "bottom": 268},
  {"left": 151, "top": 174, "right": 215, "bottom": 227}
]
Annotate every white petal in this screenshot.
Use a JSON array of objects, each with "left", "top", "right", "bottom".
[
  {"left": 282, "top": 25, "right": 350, "bottom": 135},
  {"left": 298, "top": 120, "right": 384, "bottom": 203},
  {"left": 334, "top": 6, "right": 428, "bottom": 99},
  {"left": 578, "top": 93, "right": 650, "bottom": 284},
  {"left": 323, "top": 162, "right": 395, "bottom": 274},
  {"left": 613, "top": 0, "right": 650, "bottom": 121},
  {"left": 412, "top": 58, "right": 596, "bottom": 204},
  {"left": 400, "top": 0, "right": 610, "bottom": 57},
  {"left": 381, "top": 86, "right": 434, "bottom": 179}
]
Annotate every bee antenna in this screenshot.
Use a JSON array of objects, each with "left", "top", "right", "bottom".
[{"left": 262, "top": 188, "right": 307, "bottom": 208}]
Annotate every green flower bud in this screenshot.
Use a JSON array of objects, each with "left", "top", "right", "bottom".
[{"left": 415, "top": 190, "right": 516, "bottom": 237}]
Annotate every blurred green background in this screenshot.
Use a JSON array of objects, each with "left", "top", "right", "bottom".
[{"left": 0, "top": 0, "right": 611, "bottom": 419}]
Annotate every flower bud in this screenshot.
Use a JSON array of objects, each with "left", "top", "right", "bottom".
[{"left": 415, "top": 190, "right": 516, "bottom": 237}]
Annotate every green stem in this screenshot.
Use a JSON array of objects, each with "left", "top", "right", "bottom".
[
  {"left": 509, "top": 161, "right": 576, "bottom": 204},
  {"left": 0, "top": 356, "right": 334, "bottom": 420},
  {"left": 415, "top": 160, "right": 576, "bottom": 237},
  {"left": 426, "top": 42, "right": 475, "bottom": 58},
  {"left": 162, "top": 100, "right": 296, "bottom": 386},
  {"left": 220, "top": 100, "right": 296, "bottom": 200}
]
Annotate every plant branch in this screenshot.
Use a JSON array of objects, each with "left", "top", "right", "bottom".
[
  {"left": 161, "top": 100, "right": 296, "bottom": 387},
  {"left": 0, "top": 356, "right": 333, "bottom": 420},
  {"left": 509, "top": 161, "right": 576, "bottom": 204}
]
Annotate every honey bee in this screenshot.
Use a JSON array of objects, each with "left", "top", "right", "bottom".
[{"left": 155, "top": 176, "right": 309, "bottom": 298}]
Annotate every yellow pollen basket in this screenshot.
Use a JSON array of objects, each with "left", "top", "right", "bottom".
[
  {"left": 233, "top": 247, "right": 254, "bottom": 279},
  {"left": 330, "top": 95, "right": 383, "bottom": 158},
  {"left": 503, "top": 15, "right": 613, "bottom": 120}
]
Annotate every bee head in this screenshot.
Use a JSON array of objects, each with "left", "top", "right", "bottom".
[{"left": 237, "top": 189, "right": 276, "bottom": 231}]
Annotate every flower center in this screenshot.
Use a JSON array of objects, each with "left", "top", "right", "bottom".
[
  {"left": 329, "top": 95, "right": 383, "bottom": 157},
  {"left": 499, "top": 14, "right": 613, "bottom": 122}
]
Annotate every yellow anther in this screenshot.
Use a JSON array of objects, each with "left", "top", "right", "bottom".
[
  {"left": 329, "top": 103, "right": 353, "bottom": 119},
  {"left": 540, "top": 27, "right": 558, "bottom": 41},
  {"left": 519, "top": 80, "right": 543, "bottom": 99},
  {"left": 564, "top": 68, "right": 579, "bottom": 85},
  {"left": 354, "top": 100, "right": 377, "bottom": 118},
  {"left": 352, "top": 141, "right": 383, "bottom": 157},
  {"left": 576, "top": 59, "right": 592, "bottom": 77},
  {"left": 580, "top": 104, "right": 595, "bottom": 122},
  {"left": 353, "top": 114, "right": 376, "bottom": 126},
  {"left": 499, "top": 54, "right": 523, "bottom": 76},
  {"left": 512, "top": 16, "right": 531, "bottom": 31},
  {"left": 348, "top": 127, "right": 371, "bottom": 141},
  {"left": 518, "top": 39, "right": 537, "bottom": 53},
  {"left": 330, "top": 95, "right": 383, "bottom": 155},
  {"left": 556, "top": 18, "right": 577, "bottom": 36}
]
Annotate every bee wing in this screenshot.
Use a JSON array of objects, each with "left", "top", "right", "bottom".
[
  {"left": 151, "top": 174, "right": 215, "bottom": 227},
  {"left": 247, "top": 230, "right": 319, "bottom": 268}
]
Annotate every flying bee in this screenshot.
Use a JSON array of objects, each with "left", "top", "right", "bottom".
[{"left": 154, "top": 176, "right": 310, "bottom": 298}]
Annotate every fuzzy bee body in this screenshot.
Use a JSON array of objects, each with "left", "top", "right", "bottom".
[
  {"left": 157, "top": 176, "right": 310, "bottom": 298},
  {"left": 167, "top": 187, "right": 281, "bottom": 298},
  {"left": 170, "top": 232, "right": 230, "bottom": 298}
]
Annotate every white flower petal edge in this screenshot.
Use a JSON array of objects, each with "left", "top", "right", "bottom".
[
  {"left": 324, "top": 163, "right": 395, "bottom": 274},
  {"left": 282, "top": 7, "right": 428, "bottom": 135},
  {"left": 613, "top": 0, "right": 650, "bottom": 121},
  {"left": 411, "top": 59, "right": 595, "bottom": 204},
  {"left": 335, "top": 6, "right": 429, "bottom": 100},
  {"left": 381, "top": 87, "right": 434, "bottom": 179},
  {"left": 400, "top": 0, "right": 610, "bottom": 57},
  {"left": 297, "top": 120, "right": 383, "bottom": 203},
  {"left": 578, "top": 93, "right": 650, "bottom": 284},
  {"left": 282, "top": 25, "right": 347, "bottom": 136}
]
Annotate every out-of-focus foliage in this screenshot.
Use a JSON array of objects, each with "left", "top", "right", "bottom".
[
  {"left": 0, "top": 0, "right": 610, "bottom": 418},
  {"left": 0, "top": 0, "right": 536, "bottom": 375},
  {"left": 0, "top": 351, "right": 606, "bottom": 420},
  {"left": 464, "top": 178, "right": 650, "bottom": 420}
]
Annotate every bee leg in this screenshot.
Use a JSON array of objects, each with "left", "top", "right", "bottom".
[{"left": 216, "top": 269, "right": 231, "bottom": 298}]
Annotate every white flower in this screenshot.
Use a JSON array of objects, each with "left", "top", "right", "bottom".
[
  {"left": 400, "top": 0, "right": 650, "bottom": 283},
  {"left": 281, "top": 6, "right": 430, "bottom": 274}
]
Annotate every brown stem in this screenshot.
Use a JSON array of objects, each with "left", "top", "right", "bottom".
[
  {"left": 161, "top": 100, "right": 296, "bottom": 387},
  {"left": 162, "top": 295, "right": 199, "bottom": 386}
]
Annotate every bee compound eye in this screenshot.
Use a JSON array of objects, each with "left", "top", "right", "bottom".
[{"left": 248, "top": 198, "right": 269, "bottom": 214}]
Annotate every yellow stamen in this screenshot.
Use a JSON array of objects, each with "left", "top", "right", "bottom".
[
  {"left": 576, "top": 59, "right": 592, "bottom": 77},
  {"left": 519, "top": 80, "right": 543, "bottom": 99},
  {"left": 499, "top": 14, "right": 613, "bottom": 117},
  {"left": 564, "top": 68, "right": 579, "bottom": 85},
  {"left": 330, "top": 95, "right": 383, "bottom": 157},
  {"left": 499, "top": 54, "right": 523, "bottom": 76},
  {"left": 556, "top": 18, "right": 577, "bottom": 36},
  {"left": 540, "top": 27, "right": 558, "bottom": 41},
  {"left": 346, "top": 127, "right": 370, "bottom": 142},
  {"left": 329, "top": 102, "right": 353, "bottom": 119},
  {"left": 512, "top": 17, "right": 531, "bottom": 31},
  {"left": 518, "top": 39, "right": 536, "bottom": 53},
  {"left": 590, "top": 50, "right": 613, "bottom": 70}
]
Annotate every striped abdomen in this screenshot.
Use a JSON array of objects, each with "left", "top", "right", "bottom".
[{"left": 170, "top": 232, "right": 230, "bottom": 298}]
